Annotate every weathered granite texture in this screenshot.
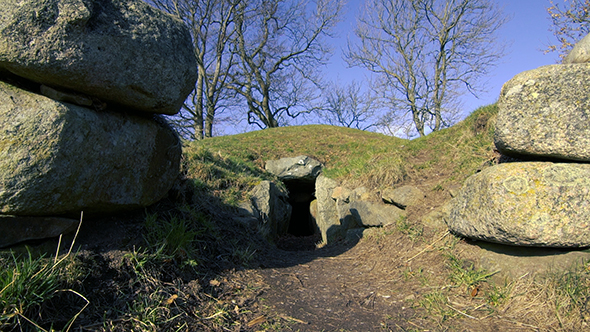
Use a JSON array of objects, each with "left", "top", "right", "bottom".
[
  {"left": 382, "top": 185, "right": 425, "bottom": 209},
  {"left": 447, "top": 162, "right": 590, "bottom": 247},
  {"left": 242, "top": 181, "right": 291, "bottom": 240},
  {"left": 564, "top": 33, "right": 590, "bottom": 64},
  {"left": 495, "top": 64, "right": 590, "bottom": 162},
  {"left": 314, "top": 175, "right": 342, "bottom": 243},
  {"left": 0, "top": 0, "right": 197, "bottom": 115},
  {"left": 349, "top": 201, "right": 405, "bottom": 227},
  {"left": 0, "top": 81, "right": 181, "bottom": 216},
  {"left": 0, "top": 215, "right": 79, "bottom": 247}
]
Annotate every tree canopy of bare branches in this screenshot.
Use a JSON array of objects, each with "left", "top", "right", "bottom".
[
  {"left": 319, "top": 81, "right": 378, "bottom": 130},
  {"left": 546, "top": 0, "right": 590, "bottom": 59},
  {"left": 229, "top": 0, "right": 343, "bottom": 129},
  {"left": 346, "top": 0, "right": 507, "bottom": 137},
  {"left": 146, "top": 0, "right": 239, "bottom": 140}
]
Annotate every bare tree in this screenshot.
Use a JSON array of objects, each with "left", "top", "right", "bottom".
[
  {"left": 146, "top": 0, "right": 239, "bottom": 140},
  {"left": 319, "top": 80, "right": 378, "bottom": 130},
  {"left": 229, "top": 0, "right": 343, "bottom": 129},
  {"left": 546, "top": 0, "right": 590, "bottom": 59},
  {"left": 346, "top": 0, "right": 506, "bottom": 137}
]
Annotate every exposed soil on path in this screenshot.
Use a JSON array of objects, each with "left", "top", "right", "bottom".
[
  {"left": 256, "top": 239, "right": 417, "bottom": 331},
  {"left": 239, "top": 227, "right": 535, "bottom": 332}
]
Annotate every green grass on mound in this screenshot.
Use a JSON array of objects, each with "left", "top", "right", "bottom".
[{"left": 187, "top": 103, "right": 498, "bottom": 204}]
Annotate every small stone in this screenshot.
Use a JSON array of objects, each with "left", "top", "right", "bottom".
[
  {"left": 403, "top": 294, "right": 416, "bottom": 301},
  {"left": 382, "top": 185, "right": 425, "bottom": 209}
]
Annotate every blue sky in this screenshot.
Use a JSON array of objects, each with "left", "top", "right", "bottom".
[
  {"left": 218, "top": 0, "right": 565, "bottom": 136},
  {"left": 324, "top": 0, "right": 560, "bottom": 121}
]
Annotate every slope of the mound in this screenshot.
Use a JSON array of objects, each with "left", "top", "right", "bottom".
[{"left": 190, "top": 104, "right": 497, "bottom": 200}]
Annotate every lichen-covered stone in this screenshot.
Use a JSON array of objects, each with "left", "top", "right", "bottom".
[
  {"left": 0, "top": 0, "right": 197, "bottom": 115},
  {"left": 495, "top": 64, "right": 590, "bottom": 161},
  {"left": 349, "top": 201, "right": 405, "bottom": 227},
  {"left": 447, "top": 162, "right": 590, "bottom": 247},
  {"left": 0, "top": 81, "right": 181, "bottom": 216},
  {"left": 314, "top": 175, "right": 342, "bottom": 243}
]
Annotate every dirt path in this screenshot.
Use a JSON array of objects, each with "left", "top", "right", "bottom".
[{"left": 251, "top": 234, "right": 426, "bottom": 331}]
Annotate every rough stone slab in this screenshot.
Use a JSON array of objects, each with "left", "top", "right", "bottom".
[
  {"left": 0, "top": 0, "right": 197, "bottom": 115},
  {"left": 495, "top": 64, "right": 590, "bottom": 161},
  {"left": 382, "top": 185, "right": 425, "bottom": 209},
  {"left": 315, "top": 175, "right": 342, "bottom": 243},
  {"left": 0, "top": 81, "right": 181, "bottom": 216},
  {"left": 265, "top": 156, "right": 322, "bottom": 183},
  {"left": 447, "top": 162, "right": 590, "bottom": 247},
  {"left": 247, "top": 181, "right": 291, "bottom": 240},
  {"left": 0, "top": 215, "right": 79, "bottom": 247},
  {"left": 476, "top": 241, "right": 590, "bottom": 281},
  {"left": 349, "top": 201, "right": 405, "bottom": 227},
  {"left": 421, "top": 203, "right": 450, "bottom": 232}
]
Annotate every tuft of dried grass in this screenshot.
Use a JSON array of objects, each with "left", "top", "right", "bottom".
[{"left": 491, "top": 262, "right": 590, "bottom": 331}]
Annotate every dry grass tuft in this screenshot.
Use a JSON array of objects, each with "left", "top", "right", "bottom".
[{"left": 493, "top": 262, "right": 590, "bottom": 331}]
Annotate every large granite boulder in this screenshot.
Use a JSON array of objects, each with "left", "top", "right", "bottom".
[
  {"left": 563, "top": 33, "right": 590, "bottom": 64},
  {"left": 265, "top": 156, "right": 322, "bottom": 183},
  {"left": 447, "top": 162, "right": 590, "bottom": 247},
  {"left": 243, "top": 181, "right": 291, "bottom": 240},
  {"left": 495, "top": 64, "right": 590, "bottom": 162},
  {"left": 0, "top": 0, "right": 197, "bottom": 115},
  {"left": 0, "top": 81, "right": 181, "bottom": 216}
]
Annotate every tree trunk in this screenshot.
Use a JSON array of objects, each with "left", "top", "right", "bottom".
[
  {"left": 205, "top": 100, "right": 215, "bottom": 138},
  {"left": 193, "top": 71, "right": 205, "bottom": 140},
  {"left": 262, "top": 91, "right": 279, "bottom": 128},
  {"left": 412, "top": 106, "right": 425, "bottom": 137}
]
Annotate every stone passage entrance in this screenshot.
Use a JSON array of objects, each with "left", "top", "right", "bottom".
[
  {"left": 284, "top": 180, "right": 317, "bottom": 236},
  {"left": 264, "top": 155, "right": 323, "bottom": 250}
]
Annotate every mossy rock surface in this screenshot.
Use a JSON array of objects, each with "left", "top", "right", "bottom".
[
  {"left": 448, "top": 162, "right": 590, "bottom": 247},
  {"left": 0, "top": 81, "right": 180, "bottom": 216}
]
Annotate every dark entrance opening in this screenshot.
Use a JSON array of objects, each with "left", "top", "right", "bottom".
[
  {"left": 284, "top": 180, "right": 316, "bottom": 236},
  {"left": 277, "top": 179, "right": 320, "bottom": 251}
]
